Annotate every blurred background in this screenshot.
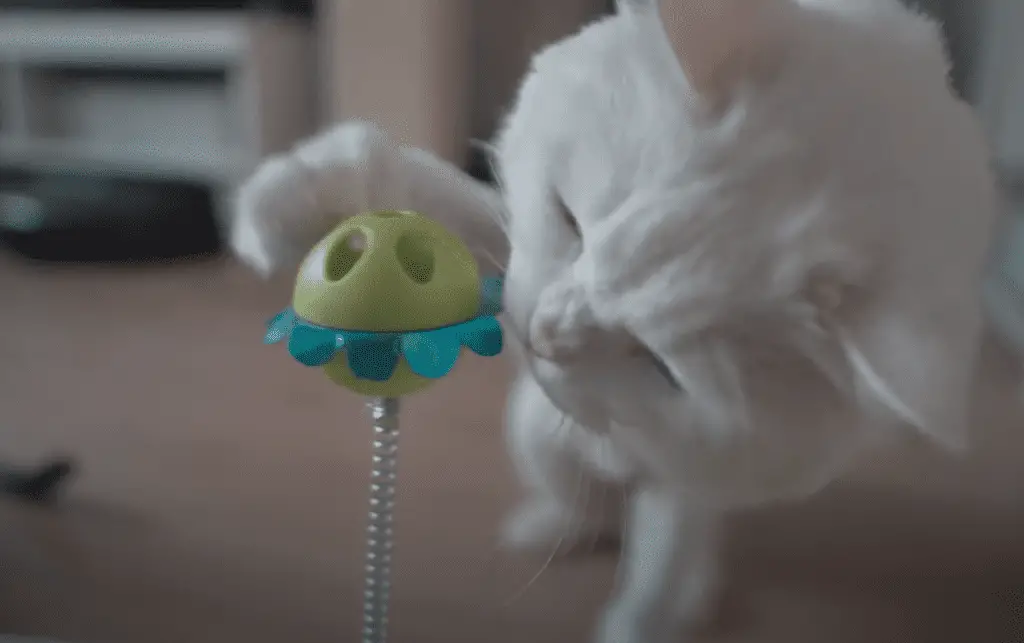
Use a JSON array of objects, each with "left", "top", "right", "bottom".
[{"left": 0, "top": 2, "right": 1022, "bottom": 643}]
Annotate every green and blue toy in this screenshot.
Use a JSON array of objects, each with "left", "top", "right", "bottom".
[{"left": 263, "top": 210, "right": 504, "bottom": 643}]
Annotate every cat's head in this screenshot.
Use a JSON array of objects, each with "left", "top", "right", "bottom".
[{"left": 495, "top": 0, "right": 995, "bottom": 488}]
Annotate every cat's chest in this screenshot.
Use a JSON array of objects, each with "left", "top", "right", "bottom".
[
  {"left": 527, "top": 355, "right": 615, "bottom": 432},
  {"left": 525, "top": 348, "right": 671, "bottom": 432}
]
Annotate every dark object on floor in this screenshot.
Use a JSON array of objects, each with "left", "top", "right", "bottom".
[
  {"left": 0, "top": 166, "right": 222, "bottom": 264},
  {"left": 0, "top": 457, "right": 75, "bottom": 503}
]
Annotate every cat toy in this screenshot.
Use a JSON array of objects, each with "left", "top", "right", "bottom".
[{"left": 263, "top": 210, "right": 504, "bottom": 643}]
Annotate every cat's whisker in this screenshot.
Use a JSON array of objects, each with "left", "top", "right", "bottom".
[
  {"left": 478, "top": 246, "right": 508, "bottom": 274},
  {"left": 502, "top": 312, "right": 537, "bottom": 362},
  {"left": 470, "top": 139, "right": 507, "bottom": 203},
  {"left": 584, "top": 476, "right": 608, "bottom": 556},
  {"left": 501, "top": 415, "right": 584, "bottom": 607},
  {"left": 469, "top": 138, "right": 510, "bottom": 235},
  {"left": 501, "top": 538, "right": 563, "bottom": 608},
  {"left": 570, "top": 449, "right": 593, "bottom": 549}
]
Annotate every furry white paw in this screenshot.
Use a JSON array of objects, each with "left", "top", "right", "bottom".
[
  {"left": 674, "top": 564, "right": 722, "bottom": 627},
  {"left": 500, "top": 500, "right": 581, "bottom": 553},
  {"left": 500, "top": 496, "right": 622, "bottom": 555},
  {"left": 594, "top": 572, "right": 718, "bottom": 643},
  {"left": 229, "top": 120, "right": 384, "bottom": 277},
  {"left": 528, "top": 276, "right": 601, "bottom": 362},
  {"left": 593, "top": 606, "right": 663, "bottom": 643},
  {"left": 231, "top": 155, "right": 318, "bottom": 276},
  {"left": 230, "top": 207, "right": 275, "bottom": 277}
]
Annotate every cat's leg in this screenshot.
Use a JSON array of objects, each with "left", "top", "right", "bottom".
[
  {"left": 594, "top": 486, "right": 721, "bottom": 643},
  {"left": 501, "top": 372, "right": 627, "bottom": 554},
  {"left": 231, "top": 120, "right": 508, "bottom": 277}
]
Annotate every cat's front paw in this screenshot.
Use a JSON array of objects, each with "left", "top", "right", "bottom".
[
  {"left": 593, "top": 605, "right": 666, "bottom": 643},
  {"left": 594, "top": 587, "right": 716, "bottom": 643},
  {"left": 231, "top": 120, "right": 384, "bottom": 277},
  {"left": 529, "top": 275, "right": 601, "bottom": 362},
  {"left": 232, "top": 156, "right": 317, "bottom": 276},
  {"left": 499, "top": 500, "right": 581, "bottom": 554}
]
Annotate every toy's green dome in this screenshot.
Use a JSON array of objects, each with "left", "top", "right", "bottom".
[
  {"left": 269, "top": 210, "right": 502, "bottom": 398},
  {"left": 292, "top": 210, "right": 481, "bottom": 332}
]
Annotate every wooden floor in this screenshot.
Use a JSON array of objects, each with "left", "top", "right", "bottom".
[{"left": 0, "top": 252, "right": 1022, "bottom": 643}]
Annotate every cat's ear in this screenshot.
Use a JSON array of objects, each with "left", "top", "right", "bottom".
[
  {"left": 657, "top": 0, "right": 794, "bottom": 95},
  {"left": 810, "top": 273, "right": 981, "bottom": 452}
]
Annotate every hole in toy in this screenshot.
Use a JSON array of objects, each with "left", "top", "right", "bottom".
[
  {"left": 346, "top": 232, "right": 366, "bottom": 251},
  {"left": 395, "top": 232, "right": 435, "bottom": 284},
  {"left": 373, "top": 210, "right": 403, "bottom": 218},
  {"left": 324, "top": 230, "right": 365, "bottom": 281}
]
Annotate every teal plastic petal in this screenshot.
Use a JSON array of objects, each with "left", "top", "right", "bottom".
[
  {"left": 288, "top": 325, "right": 338, "bottom": 366},
  {"left": 461, "top": 316, "right": 503, "bottom": 357},
  {"left": 345, "top": 335, "right": 400, "bottom": 381},
  {"left": 268, "top": 278, "right": 505, "bottom": 382},
  {"left": 264, "top": 308, "right": 296, "bottom": 344},
  {"left": 402, "top": 328, "right": 463, "bottom": 378},
  {"left": 479, "top": 276, "right": 504, "bottom": 317}
]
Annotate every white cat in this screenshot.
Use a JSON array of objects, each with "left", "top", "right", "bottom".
[{"left": 231, "top": 1, "right": 997, "bottom": 641}]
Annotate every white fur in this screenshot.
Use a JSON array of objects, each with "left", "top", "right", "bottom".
[
  {"left": 231, "top": 120, "right": 509, "bottom": 276},
  {"left": 231, "top": 1, "right": 997, "bottom": 641}
]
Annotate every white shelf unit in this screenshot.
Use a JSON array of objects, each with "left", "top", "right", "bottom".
[{"left": 0, "top": 10, "right": 316, "bottom": 228}]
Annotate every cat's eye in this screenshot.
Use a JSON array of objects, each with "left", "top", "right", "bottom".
[{"left": 555, "top": 194, "right": 581, "bottom": 237}]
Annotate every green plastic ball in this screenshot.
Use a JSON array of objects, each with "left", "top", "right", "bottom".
[{"left": 291, "top": 210, "right": 482, "bottom": 396}]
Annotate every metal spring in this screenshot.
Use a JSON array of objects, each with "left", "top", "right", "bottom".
[{"left": 363, "top": 397, "right": 400, "bottom": 643}]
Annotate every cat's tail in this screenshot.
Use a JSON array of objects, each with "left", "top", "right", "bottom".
[{"left": 231, "top": 120, "right": 510, "bottom": 278}]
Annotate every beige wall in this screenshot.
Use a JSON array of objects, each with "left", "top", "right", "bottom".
[
  {"left": 318, "top": 0, "right": 473, "bottom": 164},
  {"left": 470, "top": 0, "right": 608, "bottom": 140},
  {"left": 318, "top": 0, "right": 607, "bottom": 164}
]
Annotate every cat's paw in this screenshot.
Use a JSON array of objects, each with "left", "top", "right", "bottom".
[
  {"left": 594, "top": 576, "right": 718, "bottom": 643},
  {"left": 230, "top": 120, "right": 383, "bottom": 277},
  {"left": 675, "top": 564, "right": 723, "bottom": 628},
  {"left": 529, "top": 275, "right": 602, "bottom": 362},
  {"left": 500, "top": 498, "right": 622, "bottom": 556},
  {"left": 231, "top": 155, "right": 319, "bottom": 277},
  {"left": 500, "top": 500, "right": 581, "bottom": 554},
  {"left": 593, "top": 605, "right": 666, "bottom": 643}
]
